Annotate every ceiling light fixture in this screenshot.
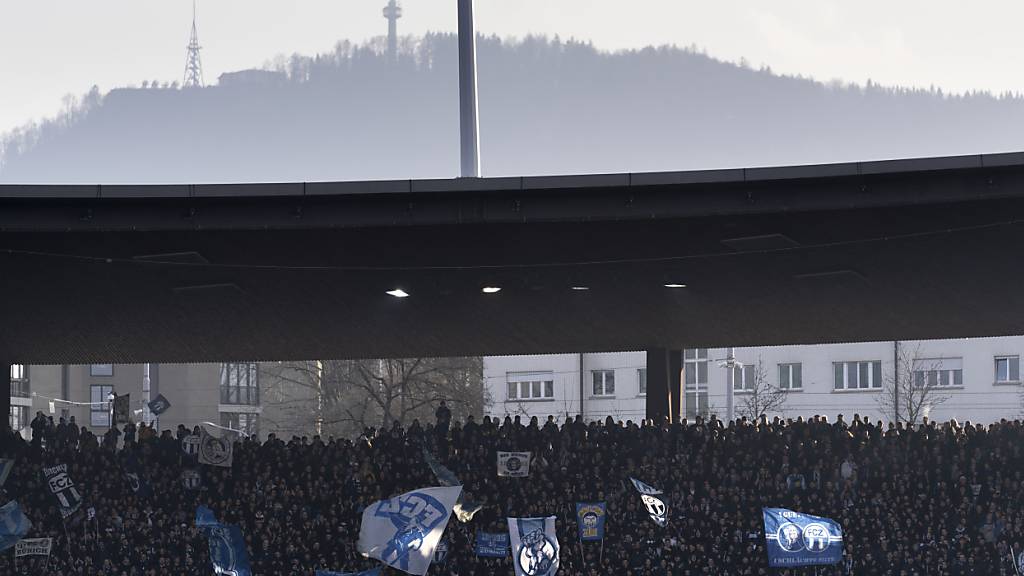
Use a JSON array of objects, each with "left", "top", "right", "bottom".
[
  {"left": 482, "top": 286, "right": 502, "bottom": 294},
  {"left": 386, "top": 289, "right": 410, "bottom": 298},
  {"left": 664, "top": 283, "right": 687, "bottom": 289},
  {"left": 571, "top": 286, "right": 590, "bottom": 291}
]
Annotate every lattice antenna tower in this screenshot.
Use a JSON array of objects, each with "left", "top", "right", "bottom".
[
  {"left": 183, "top": 0, "right": 204, "bottom": 88},
  {"left": 383, "top": 0, "right": 402, "bottom": 63}
]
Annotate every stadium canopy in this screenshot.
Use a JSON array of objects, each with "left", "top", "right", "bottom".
[{"left": 4, "top": 152, "right": 1024, "bottom": 421}]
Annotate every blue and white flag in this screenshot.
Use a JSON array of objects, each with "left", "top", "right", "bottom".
[
  {"left": 0, "top": 501, "right": 31, "bottom": 552},
  {"left": 630, "top": 477, "right": 667, "bottom": 527},
  {"left": 763, "top": 508, "right": 843, "bottom": 567},
  {"left": 475, "top": 532, "right": 510, "bottom": 557},
  {"left": 575, "top": 502, "right": 606, "bottom": 542},
  {"left": 508, "top": 517, "right": 559, "bottom": 576},
  {"left": 195, "top": 506, "right": 252, "bottom": 576},
  {"left": 497, "top": 452, "right": 532, "bottom": 477},
  {"left": 357, "top": 485, "right": 461, "bottom": 576},
  {"left": 315, "top": 569, "right": 381, "bottom": 576}
]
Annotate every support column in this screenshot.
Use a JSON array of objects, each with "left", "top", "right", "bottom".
[
  {"left": 0, "top": 360, "right": 10, "bottom": 432},
  {"left": 646, "top": 348, "right": 682, "bottom": 424}
]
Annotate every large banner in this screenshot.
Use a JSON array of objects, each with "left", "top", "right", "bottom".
[
  {"left": 113, "top": 394, "right": 131, "bottom": 425},
  {"left": 763, "top": 508, "right": 843, "bottom": 567},
  {"left": 629, "top": 477, "right": 667, "bottom": 527},
  {"left": 42, "top": 464, "right": 83, "bottom": 520},
  {"left": 198, "top": 430, "right": 234, "bottom": 468},
  {"left": 497, "top": 452, "right": 532, "bottom": 477},
  {"left": 195, "top": 506, "right": 252, "bottom": 576},
  {"left": 475, "top": 532, "right": 510, "bottom": 557},
  {"left": 575, "top": 502, "right": 606, "bottom": 542},
  {"left": 14, "top": 538, "right": 51, "bottom": 558},
  {"left": 508, "top": 517, "right": 559, "bottom": 576},
  {"left": 0, "top": 501, "right": 31, "bottom": 552},
  {"left": 423, "top": 449, "right": 483, "bottom": 522},
  {"left": 357, "top": 486, "right": 461, "bottom": 576}
]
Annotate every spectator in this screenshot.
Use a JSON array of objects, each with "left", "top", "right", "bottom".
[{"left": 0, "top": 414, "right": 1022, "bottom": 575}]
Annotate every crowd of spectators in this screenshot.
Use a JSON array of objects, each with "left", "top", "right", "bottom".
[{"left": 0, "top": 408, "right": 1022, "bottom": 575}]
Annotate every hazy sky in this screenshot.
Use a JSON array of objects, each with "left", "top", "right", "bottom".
[{"left": 1, "top": 0, "right": 1021, "bottom": 136}]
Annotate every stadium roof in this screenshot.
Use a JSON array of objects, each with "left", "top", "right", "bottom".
[{"left": 2, "top": 152, "right": 1024, "bottom": 364}]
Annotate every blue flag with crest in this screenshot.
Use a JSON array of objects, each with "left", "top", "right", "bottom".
[
  {"left": 194, "top": 506, "right": 252, "bottom": 576},
  {"left": 575, "top": 502, "right": 606, "bottom": 541},
  {"left": 763, "top": 508, "right": 843, "bottom": 567}
]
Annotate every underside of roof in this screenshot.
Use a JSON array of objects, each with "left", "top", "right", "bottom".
[{"left": 2, "top": 153, "right": 1023, "bottom": 364}]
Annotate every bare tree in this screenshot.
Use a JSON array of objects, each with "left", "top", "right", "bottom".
[
  {"left": 735, "top": 358, "right": 788, "bottom": 421},
  {"left": 259, "top": 357, "right": 486, "bottom": 439},
  {"left": 877, "top": 343, "right": 951, "bottom": 426}
]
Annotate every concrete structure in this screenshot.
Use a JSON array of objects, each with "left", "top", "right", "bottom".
[
  {"left": 7, "top": 153, "right": 1024, "bottom": 425},
  {"left": 5, "top": 362, "right": 313, "bottom": 439},
  {"left": 485, "top": 337, "right": 1024, "bottom": 425}
]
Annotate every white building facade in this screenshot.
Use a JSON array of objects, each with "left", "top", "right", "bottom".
[{"left": 484, "top": 337, "right": 1024, "bottom": 425}]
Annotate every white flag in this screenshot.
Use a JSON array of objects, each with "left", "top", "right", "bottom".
[
  {"left": 630, "top": 477, "right": 668, "bottom": 527},
  {"left": 508, "top": 516, "right": 559, "bottom": 576},
  {"left": 15, "top": 538, "right": 52, "bottom": 558},
  {"left": 358, "top": 486, "right": 461, "bottom": 576},
  {"left": 198, "top": 430, "right": 233, "bottom": 468},
  {"left": 497, "top": 452, "right": 532, "bottom": 477}
]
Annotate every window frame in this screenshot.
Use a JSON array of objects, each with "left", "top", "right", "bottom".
[
  {"left": 912, "top": 358, "right": 963, "bottom": 389},
  {"left": 220, "top": 363, "right": 260, "bottom": 406},
  {"left": 833, "top": 361, "right": 882, "bottom": 390},
  {"left": 779, "top": 363, "right": 802, "bottom": 390},
  {"left": 505, "top": 372, "right": 555, "bottom": 401},
  {"left": 591, "top": 370, "right": 616, "bottom": 397},
  {"left": 220, "top": 412, "right": 259, "bottom": 436},
  {"left": 89, "top": 364, "right": 114, "bottom": 377},
  {"left": 637, "top": 368, "right": 647, "bottom": 396},
  {"left": 994, "top": 355, "right": 1020, "bottom": 384},
  {"left": 90, "top": 384, "right": 113, "bottom": 427},
  {"left": 733, "top": 364, "right": 756, "bottom": 392}
]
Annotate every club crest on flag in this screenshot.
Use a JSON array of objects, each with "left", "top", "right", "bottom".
[
  {"left": 763, "top": 508, "right": 843, "bottom": 567},
  {"left": 199, "top": 431, "right": 233, "bottom": 468},
  {"left": 358, "top": 485, "right": 461, "bottom": 576},
  {"left": 508, "top": 517, "right": 559, "bottom": 576}
]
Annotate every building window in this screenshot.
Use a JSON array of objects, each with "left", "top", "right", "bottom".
[
  {"left": 9, "top": 365, "right": 29, "bottom": 398},
  {"left": 995, "top": 356, "right": 1020, "bottom": 383},
  {"left": 9, "top": 406, "right": 27, "bottom": 432},
  {"left": 221, "top": 412, "right": 259, "bottom": 436},
  {"left": 90, "top": 385, "right": 113, "bottom": 427},
  {"left": 90, "top": 364, "right": 114, "bottom": 377},
  {"left": 637, "top": 368, "right": 647, "bottom": 396},
  {"left": 733, "top": 364, "right": 756, "bottom": 391},
  {"left": 592, "top": 370, "right": 615, "bottom": 396},
  {"left": 506, "top": 372, "right": 554, "bottom": 401},
  {"left": 779, "top": 363, "right": 802, "bottom": 390},
  {"left": 685, "top": 349, "right": 709, "bottom": 418},
  {"left": 833, "top": 361, "right": 882, "bottom": 390},
  {"left": 220, "top": 363, "right": 260, "bottom": 405},
  {"left": 913, "top": 358, "right": 963, "bottom": 388}
]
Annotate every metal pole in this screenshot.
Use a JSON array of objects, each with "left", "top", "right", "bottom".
[
  {"left": 457, "top": 0, "right": 481, "bottom": 177},
  {"left": 726, "top": 348, "right": 735, "bottom": 423},
  {"left": 578, "top": 353, "right": 585, "bottom": 421},
  {"left": 893, "top": 341, "right": 900, "bottom": 424},
  {"left": 142, "top": 363, "right": 152, "bottom": 425}
]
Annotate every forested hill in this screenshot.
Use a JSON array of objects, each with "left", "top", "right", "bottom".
[{"left": 3, "top": 33, "right": 1024, "bottom": 183}]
